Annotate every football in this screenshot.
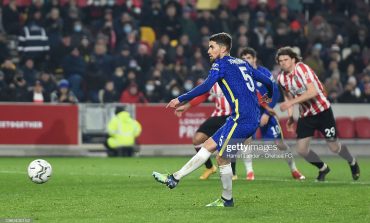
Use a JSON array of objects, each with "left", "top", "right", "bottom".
[{"left": 27, "top": 159, "right": 52, "bottom": 184}]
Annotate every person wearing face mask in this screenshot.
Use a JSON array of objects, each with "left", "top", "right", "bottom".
[
  {"left": 71, "top": 20, "right": 92, "bottom": 46},
  {"left": 183, "top": 79, "right": 194, "bottom": 91},
  {"left": 145, "top": 79, "right": 164, "bottom": 102},
  {"left": 171, "top": 86, "right": 181, "bottom": 97},
  {"left": 115, "top": 12, "right": 137, "bottom": 43}
]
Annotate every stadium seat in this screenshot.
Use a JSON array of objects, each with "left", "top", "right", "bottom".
[
  {"left": 140, "top": 26, "right": 156, "bottom": 48},
  {"left": 196, "top": 0, "right": 220, "bottom": 10},
  {"left": 354, "top": 117, "right": 370, "bottom": 139},
  {"left": 336, "top": 117, "right": 355, "bottom": 139},
  {"left": 279, "top": 118, "right": 296, "bottom": 139}
]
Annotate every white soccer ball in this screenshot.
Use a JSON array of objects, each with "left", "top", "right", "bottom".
[{"left": 27, "top": 159, "right": 52, "bottom": 184}]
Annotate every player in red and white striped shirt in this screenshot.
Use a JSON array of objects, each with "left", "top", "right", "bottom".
[
  {"left": 175, "top": 83, "right": 232, "bottom": 180},
  {"left": 276, "top": 47, "right": 360, "bottom": 181}
]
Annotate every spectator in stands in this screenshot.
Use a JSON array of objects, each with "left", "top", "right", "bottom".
[
  {"left": 178, "top": 34, "right": 194, "bottom": 60},
  {"left": 272, "top": 6, "right": 290, "bottom": 31},
  {"left": 44, "top": 7, "right": 64, "bottom": 47},
  {"left": 114, "top": 44, "right": 135, "bottom": 71},
  {"left": 119, "top": 83, "right": 148, "bottom": 104},
  {"left": 323, "top": 45, "right": 341, "bottom": 71},
  {"left": 288, "top": 21, "right": 307, "bottom": 54},
  {"left": 347, "top": 13, "right": 362, "bottom": 43},
  {"left": 144, "top": 79, "right": 164, "bottom": 103},
  {"left": 126, "top": 69, "right": 139, "bottom": 87},
  {"left": 70, "top": 19, "right": 92, "bottom": 46},
  {"left": 165, "top": 83, "right": 182, "bottom": 101},
  {"left": 17, "top": 11, "right": 50, "bottom": 69},
  {"left": 50, "top": 79, "right": 78, "bottom": 103},
  {"left": 2, "top": 0, "right": 21, "bottom": 35},
  {"left": 98, "top": 80, "right": 119, "bottom": 103},
  {"left": 180, "top": 8, "right": 200, "bottom": 44},
  {"left": 233, "top": 23, "right": 259, "bottom": 51},
  {"left": 104, "top": 106, "right": 142, "bottom": 157},
  {"left": 304, "top": 44, "right": 326, "bottom": 81},
  {"left": 62, "top": 4, "right": 81, "bottom": 35},
  {"left": 342, "top": 44, "right": 365, "bottom": 73},
  {"left": 78, "top": 35, "right": 92, "bottom": 63},
  {"left": 307, "top": 15, "right": 333, "bottom": 44},
  {"left": 254, "top": 20, "right": 270, "bottom": 49},
  {"left": 0, "top": 34, "right": 10, "bottom": 65},
  {"left": 341, "top": 63, "right": 357, "bottom": 86},
  {"left": 49, "top": 33, "right": 72, "bottom": 73},
  {"left": 140, "top": 0, "right": 163, "bottom": 34},
  {"left": 100, "top": 21, "right": 117, "bottom": 54},
  {"left": 86, "top": 43, "right": 114, "bottom": 102},
  {"left": 114, "top": 12, "right": 138, "bottom": 44},
  {"left": 8, "top": 71, "right": 29, "bottom": 102},
  {"left": 338, "top": 76, "right": 362, "bottom": 103},
  {"left": 21, "top": 58, "right": 38, "bottom": 86},
  {"left": 39, "top": 71, "right": 57, "bottom": 98},
  {"left": 28, "top": 80, "right": 50, "bottom": 103},
  {"left": 111, "top": 66, "right": 128, "bottom": 95},
  {"left": 62, "top": 46, "right": 86, "bottom": 101},
  {"left": 218, "top": 8, "right": 234, "bottom": 35},
  {"left": 259, "top": 34, "right": 276, "bottom": 70},
  {"left": 196, "top": 10, "right": 219, "bottom": 34},
  {"left": 135, "top": 43, "right": 152, "bottom": 76},
  {"left": 152, "top": 34, "right": 174, "bottom": 65},
  {"left": 325, "top": 73, "right": 343, "bottom": 103},
  {"left": 161, "top": 1, "right": 182, "bottom": 41},
  {"left": 1, "top": 59, "right": 16, "bottom": 85},
  {"left": 274, "top": 22, "right": 290, "bottom": 48}
]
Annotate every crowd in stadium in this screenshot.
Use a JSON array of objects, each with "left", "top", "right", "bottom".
[{"left": 0, "top": 0, "right": 369, "bottom": 103}]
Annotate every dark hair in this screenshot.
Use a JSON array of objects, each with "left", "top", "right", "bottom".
[
  {"left": 209, "top": 32, "right": 232, "bottom": 51},
  {"left": 275, "top": 46, "right": 302, "bottom": 63},
  {"left": 240, "top": 47, "right": 257, "bottom": 58},
  {"left": 115, "top": 106, "right": 126, "bottom": 115}
]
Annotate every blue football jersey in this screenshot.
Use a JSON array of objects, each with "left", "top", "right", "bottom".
[
  {"left": 178, "top": 56, "right": 274, "bottom": 125},
  {"left": 255, "top": 66, "right": 280, "bottom": 115}
]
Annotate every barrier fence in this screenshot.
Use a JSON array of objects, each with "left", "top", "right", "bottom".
[{"left": 0, "top": 103, "right": 369, "bottom": 146}]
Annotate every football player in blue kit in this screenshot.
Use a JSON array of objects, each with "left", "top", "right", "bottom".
[
  {"left": 234, "top": 47, "right": 305, "bottom": 181},
  {"left": 152, "top": 33, "right": 274, "bottom": 207}
]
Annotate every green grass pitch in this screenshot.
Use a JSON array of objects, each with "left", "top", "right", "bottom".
[{"left": 0, "top": 157, "right": 369, "bottom": 223}]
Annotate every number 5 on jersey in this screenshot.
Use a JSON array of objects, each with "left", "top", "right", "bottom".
[{"left": 239, "top": 67, "right": 255, "bottom": 92}]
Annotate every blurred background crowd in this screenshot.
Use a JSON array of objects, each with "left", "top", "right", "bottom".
[{"left": 0, "top": 0, "right": 369, "bottom": 104}]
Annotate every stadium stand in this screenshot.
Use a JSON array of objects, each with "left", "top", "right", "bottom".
[
  {"left": 0, "top": 0, "right": 369, "bottom": 104},
  {"left": 336, "top": 117, "right": 356, "bottom": 139}
]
